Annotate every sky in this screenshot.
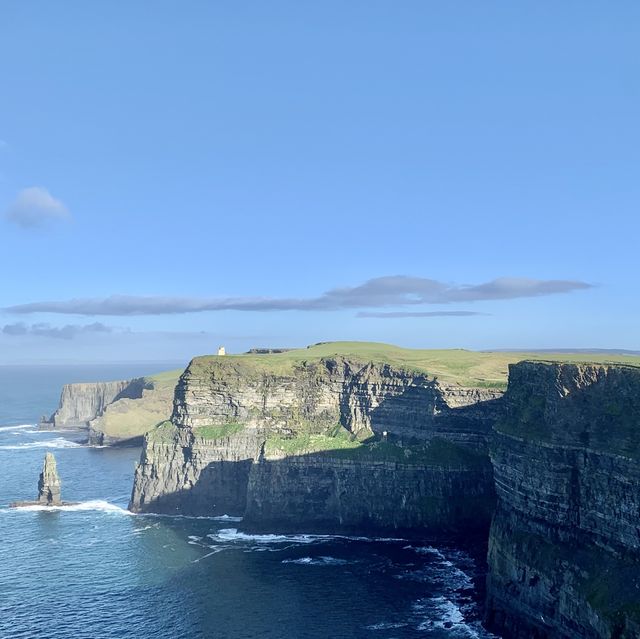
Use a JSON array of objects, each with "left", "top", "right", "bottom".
[{"left": 0, "top": 1, "right": 638, "bottom": 363}]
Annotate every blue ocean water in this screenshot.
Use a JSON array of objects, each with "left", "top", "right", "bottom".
[{"left": 0, "top": 365, "right": 499, "bottom": 639}]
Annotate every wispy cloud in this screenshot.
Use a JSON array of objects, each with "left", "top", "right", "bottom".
[
  {"left": 357, "top": 311, "right": 488, "bottom": 318},
  {"left": 4, "top": 187, "right": 71, "bottom": 228},
  {"left": 4, "top": 275, "right": 593, "bottom": 317},
  {"left": 2, "top": 322, "right": 112, "bottom": 340}
]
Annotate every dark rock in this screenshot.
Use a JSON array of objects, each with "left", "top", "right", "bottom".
[
  {"left": 485, "top": 361, "right": 640, "bottom": 638},
  {"left": 37, "top": 452, "right": 62, "bottom": 506},
  {"left": 10, "top": 452, "right": 74, "bottom": 508}
]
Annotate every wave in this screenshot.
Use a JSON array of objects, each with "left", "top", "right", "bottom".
[
  {"left": 0, "top": 424, "right": 35, "bottom": 432},
  {"left": 206, "top": 528, "right": 405, "bottom": 547},
  {"left": 282, "top": 556, "right": 349, "bottom": 566},
  {"left": 5, "top": 500, "right": 132, "bottom": 515},
  {"left": 208, "top": 528, "right": 329, "bottom": 545},
  {"left": 0, "top": 437, "right": 83, "bottom": 450},
  {"left": 211, "top": 514, "right": 243, "bottom": 522}
]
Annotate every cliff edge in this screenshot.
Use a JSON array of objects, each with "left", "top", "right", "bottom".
[{"left": 129, "top": 348, "right": 503, "bottom": 534}]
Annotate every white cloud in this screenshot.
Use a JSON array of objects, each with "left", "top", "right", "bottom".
[
  {"left": 4, "top": 187, "right": 71, "bottom": 228},
  {"left": 5, "top": 275, "right": 593, "bottom": 316}
]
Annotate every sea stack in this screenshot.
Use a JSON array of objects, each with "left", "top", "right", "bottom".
[
  {"left": 37, "top": 453, "right": 62, "bottom": 506},
  {"left": 10, "top": 452, "right": 76, "bottom": 508}
]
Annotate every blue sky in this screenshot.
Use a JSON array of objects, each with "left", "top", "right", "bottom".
[{"left": 0, "top": 2, "right": 638, "bottom": 363}]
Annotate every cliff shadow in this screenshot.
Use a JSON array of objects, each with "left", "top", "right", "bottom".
[
  {"left": 343, "top": 380, "right": 504, "bottom": 451},
  {"left": 134, "top": 441, "right": 497, "bottom": 540}
]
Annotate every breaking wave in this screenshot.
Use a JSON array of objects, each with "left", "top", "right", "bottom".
[
  {"left": 2, "top": 499, "right": 133, "bottom": 515},
  {"left": 0, "top": 437, "right": 83, "bottom": 450},
  {"left": 211, "top": 514, "right": 243, "bottom": 522},
  {"left": 0, "top": 424, "right": 35, "bottom": 432},
  {"left": 6, "top": 500, "right": 132, "bottom": 515},
  {"left": 208, "top": 528, "right": 330, "bottom": 545}
]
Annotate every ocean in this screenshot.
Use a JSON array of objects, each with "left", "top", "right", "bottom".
[{"left": 0, "top": 364, "right": 499, "bottom": 639}]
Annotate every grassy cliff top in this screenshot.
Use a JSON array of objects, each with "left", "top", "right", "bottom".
[
  {"left": 146, "top": 368, "right": 184, "bottom": 386},
  {"left": 189, "top": 342, "right": 640, "bottom": 390},
  {"left": 90, "top": 368, "right": 183, "bottom": 440}
]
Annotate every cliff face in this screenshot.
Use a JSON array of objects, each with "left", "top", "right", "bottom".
[
  {"left": 47, "top": 380, "right": 141, "bottom": 428},
  {"left": 486, "top": 361, "right": 640, "bottom": 638},
  {"left": 128, "top": 351, "right": 640, "bottom": 633},
  {"left": 44, "top": 374, "right": 178, "bottom": 445},
  {"left": 130, "top": 356, "right": 500, "bottom": 532}
]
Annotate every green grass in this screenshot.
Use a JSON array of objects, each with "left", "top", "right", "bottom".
[
  {"left": 91, "top": 369, "right": 183, "bottom": 439},
  {"left": 188, "top": 341, "right": 640, "bottom": 389},
  {"left": 331, "top": 437, "right": 490, "bottom": 467},
  {"left": 194, "top": 422, "right": 245, "bottom": 440},
  {"left": 265, "top": 425, "right": 361, "bottom": 456},
  {"left": 146, "top": 420, "right": 177, "bottom": 442},
  {"left": 265, "top": 425, "right": 488, "bottom": 468},
  {"left": 147, "top": 369, "right": 184, "bottom": 385}
]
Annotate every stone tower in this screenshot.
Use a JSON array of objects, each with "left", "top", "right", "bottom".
[
  {"left": 37, "top": 452, "right": 62, "bottom": 506},
  {"left": 217, "top": 346, "right": 226, "bottom": 356}
]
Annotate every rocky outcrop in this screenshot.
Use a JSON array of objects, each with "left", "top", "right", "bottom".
[
  {"left": 37, "top": 452, "right": 62, "bottom": 506},
  {"left": 42, "top": 374, "right": 179, "bottom": 446},
  {"left": 485, "top": 361, "right": 640, "bottom": 638},
  {"left": 11, "top": 452, "right": 70, "bottom": 507},
  {"left": 130, "top": 356, "right": 501, "bottom": 533}
]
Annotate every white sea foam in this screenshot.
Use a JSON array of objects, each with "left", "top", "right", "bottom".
[
  {"left": 415, "top": 596, "right": 486, "bottom": 637},
  {"left": 403, "top": 547, "right": 500, "bottom": 638},
  {"left": 429, "top": 596, "right": 466, "bottom": 625},
  {"left": 282, "top": 556, "right": 349, "bottom": 566},
  {"left": 132, "top": 524, "right": 157, "bottom": 535},
  {"left": 209, "top": 528, "right": 328, "bottom": 545},
  {"left": 0, "top": 424, "right": 35, "bottom": 432},
  {"left": 206, "top": 528, "right": 403, "bottom": 547},
  {"left": 0, "top": 437, "right": 83, "bottom": 450},
  {"left": 211, "top": 514, "right": 243, "bottom": 522},
  {"left": 8, "top": 500, "right": 132, "bottom": 515}
]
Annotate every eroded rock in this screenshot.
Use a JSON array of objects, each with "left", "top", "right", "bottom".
[{"left": 37, "top": 452, "right": 62, "bottom": 506}]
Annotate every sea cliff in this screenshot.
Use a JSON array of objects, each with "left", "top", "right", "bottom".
[
  {"left": 486, "top": 361, "right": 640, "bottom": 638},
  {"left": 43, "top": 370, "right": 181, "bottom": 445},
  {"left": 129, "top": 353, "right": 501, "bottom": 533},
  {"left": 125, "top": 344, "right": 640, "bottom": 637}
]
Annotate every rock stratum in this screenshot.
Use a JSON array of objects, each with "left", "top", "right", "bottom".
[
  {"left": 126, "top": 344, "right": 640, "bottom": 637},
  {"left": 486, "top": 361, "right": 640, "bottom": 638},
  {"left": 41, "top": 371, "right": 180, "bottom": 445},
  {"left": 130, "top": 354, "right": 502, "bottom": 533}
]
